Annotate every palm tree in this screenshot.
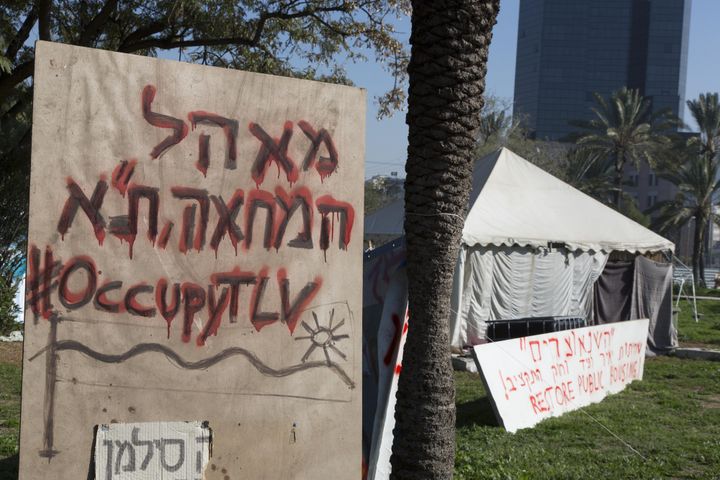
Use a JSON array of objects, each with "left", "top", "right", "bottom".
[
  {"left": 476, "top": 96, "right": 524, "bottom": 153},
  {"left": 687, "top": 92, "right": 720, "bottom": 161},
  {"left": 653, "top": 152, "right": 720, "bottom": 286},
  {"left": 561, "top": 147, "right": 651, "bottom": 226},
  {"left": 390, "top": 2, "right": 500, "bottom": 479},
  {"left": 572, "top": 87, "right": 676, "bottom": 210},
  {"left": 562, "top": 147, "right": 615, "bottom": 201},
  {"left": 656, "top": 92, "right": 720, "bottom": 286},
  {"left": 477, "top": 107, "right": 509, "bottom": 148}
]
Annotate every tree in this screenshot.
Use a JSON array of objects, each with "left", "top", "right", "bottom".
[
  {"left": 475, "top": 96, "right": 521, "bottom": 153},
  {"left": 687, "top": 92, "right": 720, "bottom": 161},
  {"left": 474, "top": 97, "right": 567, "bottom": 177},
  {"left": 571, "top": 87, "right": 676, "bottom": 210},
  {"left": 562, "top": 147, "right": 615, "bottom": 201},
  {"left": 560, "top": 147, "right": 650, "bottom": 226},
  {"left": 653, "top": 152, "right": 720, "bottom": 286},
  {"left": 390, "top": 2, "right": 500, "bottom": 479},
  {"left": 365, "top": 176, "right": 404, "bottom": 214},
  {"left": 654, "top": 92, "right": 720, "bottom": 286},
  {"left": 0, "top": 153, "right": 29, "bottom": 283},
  {"left": 0, "top": 0, "right": 410, "bottom": 275},
  {"left": 0, "top": 276, "right": 20, "bottom": 336}
]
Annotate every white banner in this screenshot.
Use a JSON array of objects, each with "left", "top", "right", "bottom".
[
  {"left": 472, "top": 319, "right": 649, "bottom": 432},
  {"left": 367, "top": 268, "right": 408, "bottom": 480}
]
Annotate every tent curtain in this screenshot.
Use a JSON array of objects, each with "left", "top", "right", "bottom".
[
  {"left": 450, "top": 245, "right": 608, "bottom": 349},
  {"left": 593, "top": 261, "right": 635, "bottom": 324},
  {"left": 631, "top": 255, "right": 677, "bottom": 352}
]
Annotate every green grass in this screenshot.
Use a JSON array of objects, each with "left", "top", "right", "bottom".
[
  {"left": 676, "top": 299, "right": 720, "bottom": 347},
  {"left": 1, "top": 305, "right": 720, "bottom": 479},
  {"left": 0, "top": 362, "right": 20, "bottom": 480},
  {"left": 455, "top": 357, "right": 720, "bottom": 479}
]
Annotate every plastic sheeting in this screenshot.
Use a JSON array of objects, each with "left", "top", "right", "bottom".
[
  {"left": 366, "top": 270, "right": 408, "bottom": 480},
  {"left": 449, "top": 245, "right": 608, "bottom": 349},
  {"left": 361, "top": 238, "right": 408, "bottom": 480},
  {"left": 362, "top": 239, "right": 405, "bottom": 470}
]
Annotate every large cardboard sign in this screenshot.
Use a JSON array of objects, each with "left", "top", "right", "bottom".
[
  {"left": 21, "top": 41, "right": 364, "bottom": 479},
  {"left": 472, "top": 319, "right": 649, "bottom": 433}
]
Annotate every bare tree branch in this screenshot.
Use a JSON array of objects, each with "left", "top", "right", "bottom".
[
  {"left": 5, "top": 7, "right": 38, "bottom": 61},
  {"left": 119, "top": 5, "right": 356, "bottom": 53},
  {"left": 117, "top": 19, "right": 169, "bottom": 52},
  {"left": 122, "top": 34, "right": 260, "bottom": 52},
  {"left": 38, "top": 0, "right": 52, "bottom": 41},
  {"left": 0, "top": 61, "right": 34, "bottom": 102},
  {"left": 77, "top": 0, "right": 120, "bottom": 46}
]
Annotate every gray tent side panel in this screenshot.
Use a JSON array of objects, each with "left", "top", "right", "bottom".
[
  {"left": 631, "top": 256, "right": 677, "bottom": 353},
  {"left": 594, "top": 261, "right": 634, "bottom": 324}
]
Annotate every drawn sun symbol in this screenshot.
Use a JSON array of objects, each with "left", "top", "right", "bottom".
[{"left": 295, "top": 308, "right": 349, "bottom": 365}]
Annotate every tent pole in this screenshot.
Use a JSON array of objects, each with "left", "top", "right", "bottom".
[
  {"left": 672, "top": 255, "right": 699, "bottom": 322},
  {"left": 691, "top": 278, "right": 699, "bottom": 323}
]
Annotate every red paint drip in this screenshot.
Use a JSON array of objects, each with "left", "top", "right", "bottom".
[
  {"left": 383, "top": 313, "right": 403, "bottom": 366},
  {"left": 114, "top": 232, "right": 137, "bottom": 259},
  {"left": 111, "top": 159, "right": 137, "bottom": 197}
]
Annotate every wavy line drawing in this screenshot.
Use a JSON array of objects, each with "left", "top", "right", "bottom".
[
  {"left": 29, "top": 340, "right": 354, "bottom": 388},
  {"left": 30, "top": 303, "right": 354, "bottom": 460}
]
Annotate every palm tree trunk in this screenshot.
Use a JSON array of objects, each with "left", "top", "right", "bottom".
[
  {"left": 614, "top": 151, "right": 624, "bottom": 210},
  {"left": 390, "top": 2, "right": 499, "bottom": 479}
]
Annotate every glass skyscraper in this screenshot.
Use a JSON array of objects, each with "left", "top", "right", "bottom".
[{"left": 513, "top": 0, "right": 692, "bottom": 141}]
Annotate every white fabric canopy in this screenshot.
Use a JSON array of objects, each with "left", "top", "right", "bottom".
[
  {"left": 462, "top": 148, "right": 674, "bottom": 253},
  {"left": 365, "top": 147, "right": 675, "bottom": 253}
]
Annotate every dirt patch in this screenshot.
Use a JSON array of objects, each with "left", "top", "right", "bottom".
[
  {"left": 0, "top": 343, "right": 22, "bottom": 365},
  {"left": 700, "top": 395, "right": 720, "bottom": 410}
]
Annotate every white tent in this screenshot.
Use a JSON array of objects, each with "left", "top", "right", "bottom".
[
  {"left": 362, "top": 148, "right": 676, "bottom": 478},
  {"left": 366, "top": 147, "right": 674, "bottom": 252},
  {"left": 364, "top": 148, "right": 675, "bottom": 349}
]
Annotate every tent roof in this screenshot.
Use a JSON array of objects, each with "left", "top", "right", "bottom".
[{"left": 364, "top": 147, "right": 674, "bottom": 253}]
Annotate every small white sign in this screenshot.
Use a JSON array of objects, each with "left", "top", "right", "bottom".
[
  {"left": 473, "top": 319, "right": 649, "bottom": 432},
  {"left": 94, "top": 421, "right": 211, "bottom": 480}
]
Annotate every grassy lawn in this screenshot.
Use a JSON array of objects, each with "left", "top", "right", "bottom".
[
  {"left": 0, "top": 343, "right": 20, "bottom": 480},
  {"left": 1, "top": 303, "right": 719, "bottom": 479},
  {"left": 676, "top": 298, "right": 720, "bottom": 348},
  {"left": 455, "top": 357, "right": 720, "bottom": 479}
]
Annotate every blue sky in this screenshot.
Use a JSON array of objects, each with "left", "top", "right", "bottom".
[{"left": 355, "top": 0, "right": 720, "bottom": 179}]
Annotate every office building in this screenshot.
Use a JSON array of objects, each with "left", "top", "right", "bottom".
[
  {"left": 514, "top": 0, "right": 691, "bottom": 141},
  {"left": 513, "top": 0, "right": 695, "bottom": 258}
]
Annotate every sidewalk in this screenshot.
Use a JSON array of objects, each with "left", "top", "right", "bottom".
[{"left": 671, "top": 347, "right": 720, "bottom": 361}]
